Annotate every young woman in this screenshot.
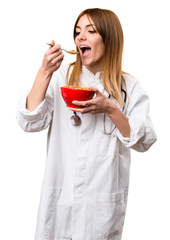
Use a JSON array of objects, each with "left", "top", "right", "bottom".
[{"left": 17, "top": 8, "right": 157, "bottom": 240}]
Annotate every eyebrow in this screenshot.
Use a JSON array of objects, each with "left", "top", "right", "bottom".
[{"left": 75, "top": 24, "right": 95, "bottom": 29}]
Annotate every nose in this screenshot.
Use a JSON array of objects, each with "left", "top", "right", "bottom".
[{"left": 77, "top": 31, "right": 86, "bottom": 41}]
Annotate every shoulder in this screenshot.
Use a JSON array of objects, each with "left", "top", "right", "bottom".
[
  {"left": 123, "top": 73, "right": 147, "bottom": 96},
  {"left": 123, "top": 73, "right": 138, "bottom": 90}
]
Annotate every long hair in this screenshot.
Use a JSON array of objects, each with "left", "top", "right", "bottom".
[{"left": 66, "top": 8, "right": 125, "bottom": 106}]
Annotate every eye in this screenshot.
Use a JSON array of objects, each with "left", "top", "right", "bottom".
[
  {"left": 89, "top": 30, "right": 96, "bottom": 34},
  {"left": 75, "top": 31, "right": 80, "bottom": 36}
]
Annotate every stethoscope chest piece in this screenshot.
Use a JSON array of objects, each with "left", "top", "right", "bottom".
[{"left": 70, "top": 111, "right": 81, "bottom": 126}]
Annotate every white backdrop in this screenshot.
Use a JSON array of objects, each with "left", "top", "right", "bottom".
[{"left": 0, "top": 0, "right": 169, "bottom": 239}]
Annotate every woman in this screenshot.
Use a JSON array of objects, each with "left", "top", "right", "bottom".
[{"left": 17, "top": 8, "right": 157, "bottom": 240}]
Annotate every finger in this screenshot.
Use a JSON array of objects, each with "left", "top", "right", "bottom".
[
  {"left": 68, "top": 107, "right": 82, "bottom": 112},
  {"left": 50, "top": 53, "right": 64, "bottom": 67},
  {"left": 51, "top": 44, "right": 61, "bottom": 52},
  {"left": 72, "top": 101, "right": 84, "bottom": 106},
  {"left": 48, "top": 40, "right": 55, "bottom": 49},
  {"left": 45, "top": 45, "right": 61, "bottom": 62},
  {"left": 72, "top": 99, "right": 93, "bottom": 107},
  {"left": 51, "top": 52, "right": 64, "bottom": 64},
  {"left": 51, "top": 40, "right": 55, "bottom": 46},
  {"left": 47, "top": 49, "right": 63, "bottom": 63},
  {"left": 90, "top": 87, "right": 99, "bottom": 94},
  {"left": 68, "top": 107, "right": 90, "bottom": 113},
  {"left": 47, "top": 44, "right": 61, "bottom": 55},
  {"left": 52, "top": 57, "right": 63, "bottom": 67},
  {"left": 71, "top": 106, "right": 96, "bottom": 114}
]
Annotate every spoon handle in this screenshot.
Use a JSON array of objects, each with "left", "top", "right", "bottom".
[
  {"left": 46, "top": 43, "right": 67, "bottom": 52},
  {"left": 46, "top": 43, "right": 54, "bottom": 47},
  {"left": 46, "top": 43, "right": 79, "bottom": 54}
]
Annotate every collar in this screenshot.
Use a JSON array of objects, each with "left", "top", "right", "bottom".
[{"left": 82, "top": 65, "right": 102, "bottom": 80}]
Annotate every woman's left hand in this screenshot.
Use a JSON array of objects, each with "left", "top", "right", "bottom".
[
  {"left": 69, "top": 87, "right": 115, "bottom": 114},
  {"left": 69, "top": 87, "right": 130, "bottom": 137}
]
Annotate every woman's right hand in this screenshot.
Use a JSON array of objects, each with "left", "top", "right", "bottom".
[
  {"left": 26, "top": 40, "right": 64, "bottom": 112},
  {"left": 41, "top": 40, "right": 64, "bottom": 75}
]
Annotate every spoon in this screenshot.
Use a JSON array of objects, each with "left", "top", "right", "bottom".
[{"left": 46, "top": 43, "right": 79, "bottom": 54}]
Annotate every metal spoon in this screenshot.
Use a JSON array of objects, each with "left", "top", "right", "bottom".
[{"left": 46, "top": 43, "right": 79, "bottom": 54}]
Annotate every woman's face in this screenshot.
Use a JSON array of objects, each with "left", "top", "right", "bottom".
[{"left": 75, "top": 14, "right": 105, "bottom": 74}]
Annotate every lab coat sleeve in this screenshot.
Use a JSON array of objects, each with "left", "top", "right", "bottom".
[
  {"left": 16, "top": 83, "right": 54, "bottom": 132},
  {"left": 116, "top": 82, "right": 157, "bottom": 152}
]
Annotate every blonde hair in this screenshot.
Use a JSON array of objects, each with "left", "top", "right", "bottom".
[{"left": 67, "top": 8, "right": 126, "bottom": 106}]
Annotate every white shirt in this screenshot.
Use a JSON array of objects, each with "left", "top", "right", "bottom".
[{"left": 17, "top": 65, "right": 157, "bottom": 240}]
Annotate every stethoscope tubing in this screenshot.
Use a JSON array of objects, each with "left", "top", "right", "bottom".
[{"left": 104, "top": 87, "right": 127, "bottom": 135}]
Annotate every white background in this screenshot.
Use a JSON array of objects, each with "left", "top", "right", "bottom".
[{"left": 0, "top": 0, "right": 169, "bottom": 239}]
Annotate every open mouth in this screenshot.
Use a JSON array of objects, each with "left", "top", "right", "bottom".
[{"left": 80, "top": 46, "right": 91, "bottom": 56}]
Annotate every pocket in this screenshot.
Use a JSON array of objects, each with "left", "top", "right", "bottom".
[
  {"left": 35, "top": 184, "right": 62, "bottom": 238},
  {"left": 94, "top": 189, "right": 127, "bottom": 239}
]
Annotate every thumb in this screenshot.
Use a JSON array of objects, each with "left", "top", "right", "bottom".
[
  {"left": 90, "top": 87, "right": 100, "bottom": 95},
  {"left": 48, "top": 40, "right": 55, "bottom": 49},
  {"left": 51, "top": 40, "right": 55, "bottom": 46}
]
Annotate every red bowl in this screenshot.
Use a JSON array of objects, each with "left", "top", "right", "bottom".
[{"left": 61, "top": 86, "right": 95, "bottom": 108}]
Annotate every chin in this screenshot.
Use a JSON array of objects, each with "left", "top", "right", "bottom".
[{"left": 82, "top": 59, "right": 93, "bottom": 67}]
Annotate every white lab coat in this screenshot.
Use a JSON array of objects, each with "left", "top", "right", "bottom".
[{"left": 17, "top": 65, "right": 157, "bottom": 240}]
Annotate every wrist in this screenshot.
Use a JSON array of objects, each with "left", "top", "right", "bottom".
[
  {"left": 39, "top": 67, "right": 53, "bottom": 80},
  {"left": 105, "top": 99, "right": 117, "bottom": 116}
]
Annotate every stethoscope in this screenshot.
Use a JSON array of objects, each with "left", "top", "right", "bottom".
[
  {"left": 70, "top": 111, "right": 81, "bottom": 126},
  {"left": 103, "top": 87, "right": 127, "bottom": 135},
  {"left": 70, "top": 87, "right": 127, "bottom": 134}
]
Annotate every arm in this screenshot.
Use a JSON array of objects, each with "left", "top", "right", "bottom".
[
  {"left": 105, "top": 100, "right": 130, "bottom": 137},
  {"left": 27, "top": 40, "right": 64, "bottom": 111},
  {"left": 17, "top": 41, "right": 64, "bottom": 132},
  {"left": 117, "top": 82, "right": 157, "bottom": 151},
  {"left": 69, "top": 85, "right": 157, "bottom": 152}
]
